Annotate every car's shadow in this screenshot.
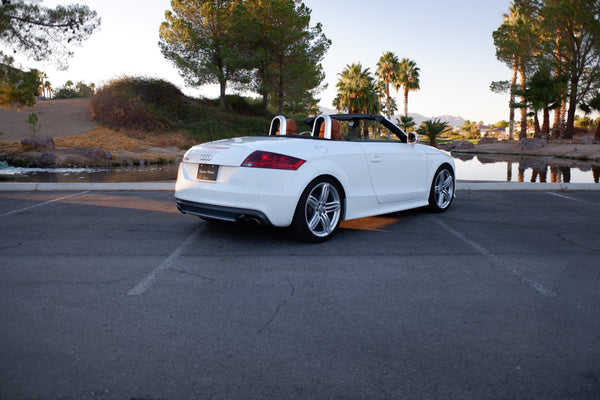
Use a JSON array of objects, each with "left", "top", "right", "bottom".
[{"left": 194, "top": 207, "right": 428, "bottom": 245}]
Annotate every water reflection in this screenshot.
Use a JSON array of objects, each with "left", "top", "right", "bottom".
[
  {"left": 452, "top": 153, "right": 600, "bottom": 183},
  {"left": 0, "top": 163, "right": 179, "bottom": 183}
]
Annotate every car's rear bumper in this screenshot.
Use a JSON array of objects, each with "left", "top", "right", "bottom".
[
  {"left": 176, "top": 198, "right": 272, "bottom": 225},
  {"left": 174, "top": 163, "right": 301, "bottom": 227}
]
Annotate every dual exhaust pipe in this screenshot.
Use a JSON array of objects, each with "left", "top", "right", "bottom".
[{"left": 237, "top": 214, "right": 263, "bottom": 226}]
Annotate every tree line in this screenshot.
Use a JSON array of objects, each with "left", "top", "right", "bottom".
[
  {"left": 159, "top": 0, "right": 330, "bottom": 115},
  {"left": 492, "top": 0, "right": 600, "bottom": 141},
  {"left": 333, "top": 53, "right": 421, "bottom": 119}
]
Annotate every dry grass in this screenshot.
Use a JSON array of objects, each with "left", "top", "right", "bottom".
[
  {"left": 54, "top": 127, "right": 191, "bottom": 152},
  {"left": 0, "top": 127, "right": 191, "bottom": 166},
  {"left": 0, "top": 140, "right": 21, "bottom": 154}
]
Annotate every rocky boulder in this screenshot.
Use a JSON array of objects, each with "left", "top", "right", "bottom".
[
  {"left": 34, "top": 152, "right": 58, "bottom": 167},
  {"left": 478, "top": 137, "right": 498, "bottom": 145},
  {"left": 21, "top": 136, "right": 55, "bottom": 149},
  {"left": 447, "top": 140, "right": 475, "bottom": 150},
  {"left": 520, "top": 138, "right": 546, "bottom": 151},
  {"left": 82, "top": 147, "right": 112, "bottom": 161}
]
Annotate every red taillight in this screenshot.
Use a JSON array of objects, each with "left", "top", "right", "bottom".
[{"left": 241, "top": 150, "right": 306, "bottom": 170}]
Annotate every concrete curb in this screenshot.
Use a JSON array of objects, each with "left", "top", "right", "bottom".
[
  {"left": 456, "top": 182, "right": 600, "bottom": 191},
  {"left": 0, "top": 182, "right": 176, "bottom": 191},
  {"left": 0, "top": 181, "right": 599, "bottom": 192}
]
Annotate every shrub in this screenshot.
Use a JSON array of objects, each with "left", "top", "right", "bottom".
[
  {"left": 54, "top": 82, "right": 95, "bottom": 99},
  {"left": 53, "top": 88, "right": 80, "bottom": 99},
  {"left": 204, "top": 95, "right": 269, "bottom": 116},
  {"left": 89, "top": 76, "right": 276, "bottom": 141},
  {"left": 90, "top": 76, "right": 190, "bottom": 130}
]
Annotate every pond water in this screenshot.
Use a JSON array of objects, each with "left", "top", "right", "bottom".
[
  {"left": 1, "top": 154, "right": 599, "bottom": 184},
  {"left": 0, "top": 162, "right": 179, "bottom": 183},
  {"left": 452, "top": 153, "right": 600, "bottom": 183}
]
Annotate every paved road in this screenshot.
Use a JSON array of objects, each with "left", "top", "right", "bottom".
[{"left": 0, "top": 190, "right": 599, "bottom": 400}]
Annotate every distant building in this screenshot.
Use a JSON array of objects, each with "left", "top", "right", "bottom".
[
  {"left": 493, "top": 127, "right": 508, "bottom": 139},
  {"left": 475, "top": 124, "right": 509, "bottom": 139}
]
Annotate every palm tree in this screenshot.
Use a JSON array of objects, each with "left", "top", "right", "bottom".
[
  {"left": 396, "top": 115, "right": 416, "bottom": 132},
  {"left": 395, "top": 58, "right": 420, "bottom": 117},
  {"left": 493, "top": 1, "right": 541, "bottom": 140},
  {"left": 333, "top": 63, "right": 379, "bottom": 114},
  {"left": 375, "top": 51, "right": 399, "bottom": 120},
  {"left": 494, "top": 3, "right": 523, "bottom": 140},
  {"left": 513, "top": 69, "right": 565, "bottom": 139},
  {"left": 43, "top": 80, "right": 53, "bottom": 99},
  {"left": 37, "top": 71, "right": 49, "bottom": 99},
  {"left": 417, "top": 118, "right": 449, "bottom": 147},
  {"left": 580, "top": 91, "right": 600, "bottom": 142}
]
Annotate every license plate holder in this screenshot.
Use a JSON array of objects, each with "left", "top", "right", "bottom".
[{"left": 197, "top": 164, "right": 219, "bottom": 181}]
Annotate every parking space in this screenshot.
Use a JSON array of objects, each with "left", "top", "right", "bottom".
[{"left": 0, "top": 190, "right": 599, "bottom": 399}]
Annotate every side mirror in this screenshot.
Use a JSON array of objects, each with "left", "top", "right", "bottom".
[{"left": 408, "top": 132, "right": 420, "bottom": 144}]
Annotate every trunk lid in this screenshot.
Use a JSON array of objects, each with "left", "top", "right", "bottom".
[{"left": 183, "top": 136, "right": 304, "bottom": 166}]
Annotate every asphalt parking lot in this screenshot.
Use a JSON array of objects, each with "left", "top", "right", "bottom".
[{"left": 0, "top": 189, "right": 599, "bottom": 400}]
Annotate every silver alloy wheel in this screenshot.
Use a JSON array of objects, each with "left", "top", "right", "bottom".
[
  {"left": 433, "top": 168, "right": 454, "bottom": 209},
  {"left": 304, "top": 182, "right": 342, "bottom": 238}
]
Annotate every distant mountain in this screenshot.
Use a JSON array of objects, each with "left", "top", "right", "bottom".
[
  {"left": 317, "top": 106, "right": 337, "bottom": 115},
  {"left": 404, "top": 113, "right": 428, "bottom": 125},
  {"left": 316, "top": 107, "right": 466, "bottom": 128},
  {"left": 434, "top": 115, "right": 466, "bottom": 128},
  {"left": 397, "top": 113, "right": 466, "bottom": 128}
]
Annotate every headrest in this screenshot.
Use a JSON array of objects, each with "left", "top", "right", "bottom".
[
  {"left": 319, "top": 121, "right": 326, "bottom": 138},
  {"left": 319, "top": 119, "right": 343, "bottom": 140},
  {"left": 286, "top": 119, "right": 297, "bottom": 135},
  {"left": 331, "top": 119, "right": 341, "bottom": 140}
]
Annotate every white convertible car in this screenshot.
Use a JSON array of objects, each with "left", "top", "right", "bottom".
[{"left": 175, "top": 114, "right": 455, "bottom": 242}]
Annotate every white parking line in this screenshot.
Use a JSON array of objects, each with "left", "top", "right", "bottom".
[
  {"left": 546, "top": 192, "right": 595, "bottom": 205},
  {"left": 433, "top": 217, "right": 556, "bottom": 297},
  {"left": 0, "top": 191, "right": 89, "bottom": 218},
  {"left": 127, "top": 227, "right": 199, "bottom": 296}
]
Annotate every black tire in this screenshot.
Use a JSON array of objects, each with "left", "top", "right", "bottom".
[
  {"left": 290, "top": 177, "right": 343, "bottom": 242},
  {"left": 428, "top": 165, "right": 455, "bottom": 212}
]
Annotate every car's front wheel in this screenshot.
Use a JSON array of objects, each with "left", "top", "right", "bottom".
[
  {"left": 291, "top": 177, "right": 343, "bottom": 242},
  {"left": 428, "top": 165, "right": 455, "bottom": 212}
]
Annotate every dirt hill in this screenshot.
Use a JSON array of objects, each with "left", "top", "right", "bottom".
[
  {"left": 0, "top": 98, "right": 188, "bottom": 168},
  {"left": 0, "top": 98, "right": 98, "bottom": 141}
]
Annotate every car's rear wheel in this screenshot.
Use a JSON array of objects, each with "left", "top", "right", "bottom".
[
  {"left": 428, "top": 166, "right": 455, "bottom": 212},
  {"left": 291, "top": 177, "right": 343, "bottom": 242}
]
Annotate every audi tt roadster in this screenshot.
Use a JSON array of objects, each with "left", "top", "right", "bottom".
[{"left": 175, "top": 114, "right": 455, "bottom": 242}]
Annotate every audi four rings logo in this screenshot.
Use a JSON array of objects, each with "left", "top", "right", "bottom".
[{"left": 197, "top": 152, "right": 213, "bottom": 161}]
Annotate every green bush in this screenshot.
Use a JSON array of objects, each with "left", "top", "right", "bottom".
[
  {"left": 204, "top": 95, "right": 269, "bottom": 116},
  {"left": 54, "top": 82, "right": 95, "bottom": 99},
  {"left": 53, "top": 88, "right": 80, "bottom": 99},
  {"left": 183, "top": 107, "right": 271, "bottom": 143},
  {"left": 90, "top": 76, "right": 190, "bottom": 130}
]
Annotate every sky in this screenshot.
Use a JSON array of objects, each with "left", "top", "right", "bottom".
[{"left": 8, "top": 0, "right": 514, "bottom": 123}]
